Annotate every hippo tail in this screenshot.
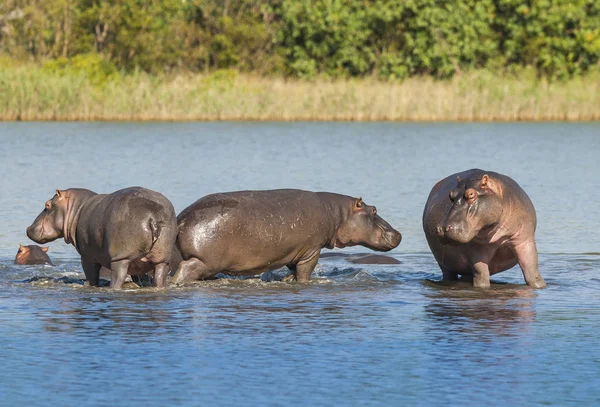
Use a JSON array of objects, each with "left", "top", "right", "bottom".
[{"left": 140, "top": 218, "right": 171, "bottom": 263}]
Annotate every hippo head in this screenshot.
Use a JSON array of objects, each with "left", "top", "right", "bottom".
[
  {"left": 335, "top": 197, "right": 402, "bottom": 251},
  {"left": 27, "top": 190, "right": 71, "bottom": 244},
  {"left": 436, "top": 173, "right": 503, "bottom": 244},
  {"left": 15, "top": 244, "right": 49, "bottom": 265}
]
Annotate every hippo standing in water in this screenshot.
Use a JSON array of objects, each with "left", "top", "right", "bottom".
[
  {"left": 173, "top": 189, "right": 402, "bottom": 283},
  {"left": 26, "top": 187, "right": 177, "bottom": 289},
  {"left": 14, "top": 244, "right": 53, "bottom": 265},
  {"left": 423, "top": 169, "right": 546, "bottom": 289}
]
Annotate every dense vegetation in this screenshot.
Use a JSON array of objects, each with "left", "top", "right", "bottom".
[{"left": 1, "top": 0, "right": 599, "bottom": 80}]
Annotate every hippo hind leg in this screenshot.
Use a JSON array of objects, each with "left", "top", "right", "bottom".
[
  {"left": 172, "top": 258, "right": 212, "bottom": 285},
  {"left": 110, "top": 259, "right": 131, "bottom": 290},
  {"left": 294, "top": 253, "right": 320, "bottom": 283},
  {"left": 153, "top": 263, "right": 169, "bottom": 288},
  {"left": 81, "top": 260, "right": 101, "bottom": 287}
]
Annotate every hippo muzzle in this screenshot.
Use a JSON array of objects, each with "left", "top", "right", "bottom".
[
  {"left": 382, "top": 229, "right": 402, "bottom": 250},
  {"left": 435, "top": 221, "right": 476, "bottom": 245}
]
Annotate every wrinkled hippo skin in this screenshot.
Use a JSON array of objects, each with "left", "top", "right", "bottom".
[
  {"left": 14, "top": 244, "right": 53, "bottom": 265},
  {"left": 422, "top": 169, "right": 546, "bottom": 289},
  {"left": 27, "top": 187, "right": 177, "bottom": 289},
  {"left": 173, "top": 189, "right": 402, "bottom": 284}
]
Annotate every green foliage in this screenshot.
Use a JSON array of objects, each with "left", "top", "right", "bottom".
[
  {"left": 1, "top": 0, "right": 599, "bottom": 79},
  {"left": 42, "top": 53, "right": 118, "bottom": 84}
]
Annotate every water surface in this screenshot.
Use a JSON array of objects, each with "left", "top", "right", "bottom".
[{"left": 0, "top": 122, "right": 599, "bottom": 406}]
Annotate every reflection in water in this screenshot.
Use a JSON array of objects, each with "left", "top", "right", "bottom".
[
  {"left": 1, "top": 254, "right": 600, "bottom": 406},
  {"left": 41, "top": 293, "right": 194, "bottom": 340},
  {"left": 424, "top": 282, "right": 536, "bottom": 340}
]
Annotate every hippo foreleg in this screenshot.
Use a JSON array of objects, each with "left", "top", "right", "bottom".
[
  {"left": 81, "top": 260, "right": 101, "bottom": 287},
  {"left": 471, "top": 262, "right": 491, "bottom": 288},
  {"left": 110, "top": 259, "right": 131, "bottom": 290},
  {"left": 513, "top": 241, "right": 546, "bottom": 289},
  {"left": 440, "top": 266, "right": 459, "bottom": 281}
]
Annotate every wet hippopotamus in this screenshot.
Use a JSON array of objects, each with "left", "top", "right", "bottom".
[
  {"left": 26, "top": 187, "right": 177, "bottom": 289},
  {"left": 319, "top": 252, "right": 401, "bottom": 264},
  {"left": 14, "top": 244, "right": 53, "bottom": 265},
  {"left": 422, "top": 169, "right": 546, "bottom": 289},
  {"left": 173, "top": 189, "right": 402, "bottom": 283},
  {"left": 347, "top": 254, "right": 401, "bottom": 265}
]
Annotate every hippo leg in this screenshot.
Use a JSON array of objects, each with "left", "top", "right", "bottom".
[
  {"left": 295, "top": 254, "right": 320, "bottom": 283},
  {"left": 513, "top": 241, "right": 546, "bottom": 289},
  {"left": 153, "top": 263, "right": 169, "bottom": 288},
  {"left": 172, "top": 258, "right": 211, "bottom": 284},
  {"left": 110, "top": 259, "right": 131, "bottom": 290},
  {"left": 440, "top": 266, "right": 459, "bottom": 281},
  {"left": 81, "top": 260, "right": 101, "bottom": 287},
  {"left": 472, "top": 262, "right": 491, "bottom": 288}
]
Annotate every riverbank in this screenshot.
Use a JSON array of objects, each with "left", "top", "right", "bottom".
[{"left": 1, "top": 66, "right": 599, "bottom": 121}]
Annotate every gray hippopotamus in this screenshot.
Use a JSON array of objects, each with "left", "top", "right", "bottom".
[
  {"left": 423, "top": 169, "right": 545, "bottom": 289},
  {"left": 14, "top": 244, "right": 53, "bottom": 265},
  {"left": 173, "top": 189, "right": 402, "bottom": 283},
  {"left": 26, "top": 187, "right": 177, "bottom": 289}
]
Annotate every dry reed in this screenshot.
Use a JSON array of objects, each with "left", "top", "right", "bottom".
[{"left": 1, "top": 66, "right": 599, "bottom": 121}]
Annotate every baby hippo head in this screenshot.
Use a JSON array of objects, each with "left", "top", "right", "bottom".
[
  {"left": 336, "top": 197, "right": 402, "bottom": 251},
  {"left": 15, "top": 244, "right": 51, "bottom": 265},
  {"left": 27, "top": 190, "right": 70, "bottom": 244},
  {"left": 436, "top": 173, "right": 503, "bottom": 244}
]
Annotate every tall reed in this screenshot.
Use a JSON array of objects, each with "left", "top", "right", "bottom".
[{"left": 1, "top": 66, "right": 598, "bottom": 121}]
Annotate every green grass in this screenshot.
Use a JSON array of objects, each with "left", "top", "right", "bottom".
[{"left": 1, "top": 64, "right": 599, "bottom": 121}]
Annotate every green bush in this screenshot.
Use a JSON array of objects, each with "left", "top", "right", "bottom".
[
  {"left": 0, "top": 0, "right": 599, "bottom": 79},
  {"left": 42, "top": 53, "right": 118, "bottom": 84}
]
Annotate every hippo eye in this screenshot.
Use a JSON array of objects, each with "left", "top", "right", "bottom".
[{"left": 465, "top": 189, "right": 477, "bottom": 201}]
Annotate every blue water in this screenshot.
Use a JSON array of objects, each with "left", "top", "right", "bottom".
[{"left": 1, "top": 122, "right": 599, "bottom": 406}]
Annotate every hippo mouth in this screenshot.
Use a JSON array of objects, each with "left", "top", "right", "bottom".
[{"left": 370, "top": 228, "right": 402, "bottom": 251}]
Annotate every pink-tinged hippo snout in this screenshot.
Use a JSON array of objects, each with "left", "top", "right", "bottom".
[{"left": 435, "top": 221, "right": 475, "bottom": 245}]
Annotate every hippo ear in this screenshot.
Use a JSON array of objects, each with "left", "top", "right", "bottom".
[
  {"left": 480, "top": 175, "right": 489, "bottom": 188},
  {"left": 19, "top": 244, "right": 24, "bottom": 251},
  {"left": 55, "top": 189, "right": 62, "bottom": 197},
  {"left": 480, "top": 174, "right": 501, "bottom": 195},
  {"left": 42, "top": 247, "right": 49, "bottom": 252},
  {"left": 456, "top": 176, "right": 461, "bottom": 184},
  {"left": 355, "top": 197, "right": 363, "bottom": 209}
]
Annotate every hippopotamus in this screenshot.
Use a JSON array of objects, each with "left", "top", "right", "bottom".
[
  {"left": 319, "top": 252, "right": 401, "bottom": 264},
  {"left": 347, "top": 254, "right": 401, "bottom": 265},
  {"left": 422, "top": 169, "right": 546, "bottom": 289},
  {"left": 173, "top": 189, "right": 402, "bottom": 283},
  {"left": 14, "top": 244, "right": 53, "bottom": 265},
  {"left": 26, "top": 187, "right": 177, "bottom": 289}
]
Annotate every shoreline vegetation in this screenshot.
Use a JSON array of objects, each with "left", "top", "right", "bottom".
[
  {"left": 1, "top": 66, "right": 599, "bottom": 122},
  {"left": 2, "top": 1, "right": 599, "bottom": 122}
]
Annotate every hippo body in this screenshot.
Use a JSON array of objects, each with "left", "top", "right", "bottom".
[
  {"left": 423, "top": 169, "right": 545, "bottom": 289},
  {"left": 173, "top": 189, "right": 401, "bottom": 283},
  {"left": 14, "top": 244, "right": 53, "bottom": 265},
  {"left": 347, "top": 254, "right": 401, "bottom": 265},
  {"left": 27, "top": 187, "right": 177, "bottom": 289}
]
